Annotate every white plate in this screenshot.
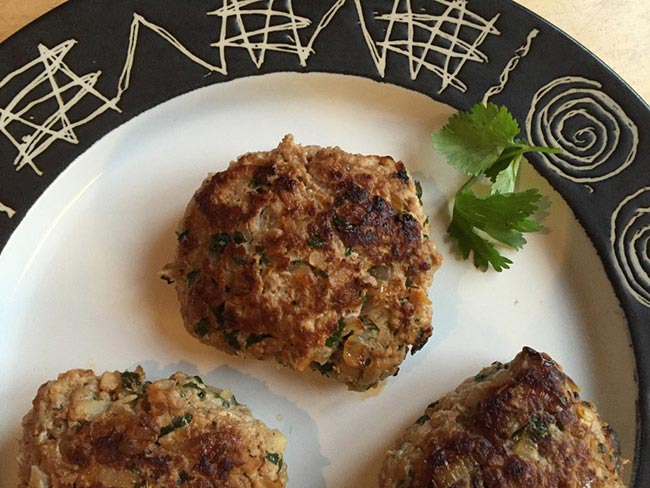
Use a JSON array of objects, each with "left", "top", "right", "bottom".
[{"left": 0, "top": 73, "right": 636, "bottom": 487}]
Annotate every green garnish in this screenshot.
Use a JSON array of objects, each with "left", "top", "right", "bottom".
[
  {"left": 415, "top": 414, "right": 430, "bottom": 425},
  {"left": 182, "top": 382, "right": 206, "bottom": 399},
  {"left": 266, "top": 452, "right": 283, "bottom": 471},
  {"left": 233, "top": 231, "right": 247, "bottom": 244},
  {"left": 256, "top": 245, "right": 271, "bottom": 266},
  {"left": 209, "top": 232, "right": 231, "bottom": 257},
  {"left": 177, "top": 469, "right": 190, "bottom": 485},
  {"left": 231, "top": 255, "right": 250, "bottom": 265},
  {"left": 194, "top": 318, "right": 210, "bottom": 337},
  {"left": 246, "top": 333, "right": 272, "bottom": 347},
  {"left": 212, "top": 303, "right": 226, "bottom": 327},
  {"left": 414, "top": 180, "right": 423, "bottom": 205},
  {"left": 160, "top": 413, "right": 192, "bottom": 436},
  {"left": 431, "top": 102, "right": 560, "bottom": 271},
  {"left": 511, "top": 414, "right": 549, "bottom": 444},
  {"left": 213, "top": 391, "right": 231, "bottom": 408},
  {"left": 187, "top": 269, "right": 200, "bottom": 284},
  {"left": 308, "top": 235, "right": 325, "bottom": 248},
  {"left": 224, "top": 330, "right": 241, "bottom": 350},
  {"left": 325, "top": 319, "right": 345, "bottom": 348},
  {"left": 176, "top": 229, "right": 189, "bottom": 241},
  {"left": 312, "top": 361, "right": 334, "bottom": 375},
  {"left": 120, "top": 371, "right": 142, "bottom": 391}
]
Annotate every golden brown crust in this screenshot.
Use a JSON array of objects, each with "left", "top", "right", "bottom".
[
  {"left": 19, "top": 368, "right": 287, "bottom": 488},
  {"left": 380, "top": 347, "right": 625, "bottom": 488},
  {"left": 164, "top": 135, "right": 442, "bottom": 390}
]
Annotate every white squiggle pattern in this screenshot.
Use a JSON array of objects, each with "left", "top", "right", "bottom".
[
  {"left": 0, "top": 14, "right": 226, "bottom": 180},
  {"left": 0, "top": 1, "right": 499, "bottom": 223},
  {"left": 208, "top": 0, "right": 346, "bottom": 68},
  {"left": 0, "top": 202, "right": 15, "bottom": 218},
  {"left": 482, "top": 28, "right": 538, "bottom": 104},
  {"left": 611, "top": 187, "right": 650, "bottom": 308},
  {"left": 525, "top": 76, "right": 638, "bottom": 183},
  {"left": 0, "top": 40, "right": 120, "bottom": 176},
  {"left": 354, "top": 0, "right": 500, "bottom": 92}
]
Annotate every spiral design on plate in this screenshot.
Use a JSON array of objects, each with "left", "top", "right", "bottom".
[
  {"left": 526, "top": 76, "right": 638, "bottom": 183},
  {"left": 611, "top": 187, "right": 650, "bottom": 308}
]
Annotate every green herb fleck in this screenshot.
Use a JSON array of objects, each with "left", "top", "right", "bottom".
[
  {"left": 414, "top": 180, "right": 423, "bottom": 205},
  {"left": 325, "top": 319, "right": 345, "bottom": 348},
  {"left": 176, "top": 469, "right": 190, "bottom": 485},
  {"left": 415, "top": 414, "right": 430, "bottom": 425},
  {"left": 246, "top": 333, "right": 272, "bottom": 347},
  {"left": 315, "top": 269, "right": 328, "bottom": 278},
  {"left": 405, "top": 277, "right": 414, "bottom": 288},
  {"left": 364, "top": 321, "right": 379, "bottom": 332},
  {"left": 312, "top": 361, "right": 334, "bottom": 375},
  {"left": 232, "top": 255, "right": 250, "bottom": 265},
  {"left": 194, "top": 318, "right": 210, "bottom": 337},
  {"left": 224, "top": 330, "right": 241, "bottom": 350},
  {"left": 209, "top": 232, "right": 231, "bottom": 257},
  {"left": 308, "top": 235, "right": 325, "bottom": 248},
  {"left": 213, "top": 392, "right": 230, "bottom": 408},
  {"left": 233, "top": 231, "right": 247, "bottom": 244},
  {"left": 121, "top": 371, "right": 142, "bottom": 391},
  {"left": 266, "top": 452, "right": 283, "bottom": 471},
  {"left": 160, "top": 413, "right": 192, "bottom": 436},
  {"left": 511, "top": 414, "right": 549, "bottom": 444},
  {"left": 345, "top": 246, "right": 354, "bottom": 256},
  {"left": 211, "top": 303, "right": 226, "bottom": 328},
  {"left": 332, "top": 214, "right": 348, "bottom": 232},
  {"left": 183, "top": 382, "right": 206, "bottom": 400},
  {"left": 187, "top": 269, "right": 200, "bottom": 284},
  {"left": 176, "top": 229, "right": 188, "bottom": 241}
]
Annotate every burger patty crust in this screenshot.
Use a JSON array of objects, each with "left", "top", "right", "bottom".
[
  {"left": 164, "top": 135, "right": 442, "bottom": 390},
  {"left": 19, "top": 368, "right": 287, "bottom": 488},
  {"left": 380, "top": 347, "right": 625, "bottom": 487}
]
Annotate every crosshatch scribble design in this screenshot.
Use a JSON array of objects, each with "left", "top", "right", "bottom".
[
  {"left": 0, "top": 0, "right": 501, "bottom": 200},
  {"left": 208, "top": 0, "right": 346, "bottom": 68},
  {"left": 356, "top": 0, "right": 500, "bottom": 92},
  {"left": 0, "top": 41, "right": 120, "bottom": 178}
]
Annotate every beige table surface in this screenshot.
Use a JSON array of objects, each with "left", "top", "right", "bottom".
[{"left": 1, "top": 0, "right": 649, "bottom": 105}]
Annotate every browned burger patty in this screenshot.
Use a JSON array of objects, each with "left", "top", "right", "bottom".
[
  {"left": 19, "top": 368, "right": 287, "bottom": 488},
  {"left": 380, "top": 347, "right": 625, "bottom": 487},
  {"left": 163, "top": 135, "right": 442, "bottom": 390}
]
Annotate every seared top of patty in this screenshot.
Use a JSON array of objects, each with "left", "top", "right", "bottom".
[
  {"left": 380, "top": 347, "right": 625, "bottom": 487},
  {"left": 165, "top": 135, "right": 441, "bottom": 390},
  {"left": 19, "top": 368, "right": 287, "bottom": 488}
]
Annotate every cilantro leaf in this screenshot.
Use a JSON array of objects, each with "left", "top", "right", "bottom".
[
  {"left": 490, "top": 153, "right": 522, "bottom": 195},
  {"left": 432, "top": 102, "right": 560, "bottom": 271},
  {"left": 448, "top": 188, "right": 542, "bottom": 272},
  {"left": 431, "top": 103, "right": 520, "bottom": 176}
]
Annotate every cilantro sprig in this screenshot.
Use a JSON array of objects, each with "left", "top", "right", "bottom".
[{"left": 431, "top": 103, "right": 560, "bottom": 271}]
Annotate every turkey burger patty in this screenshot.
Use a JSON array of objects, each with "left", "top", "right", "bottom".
[{"left": 163, "top": 135, "right": 442, "bottom": 390}]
